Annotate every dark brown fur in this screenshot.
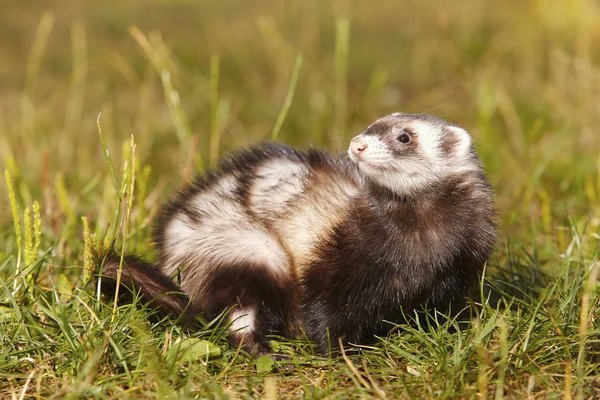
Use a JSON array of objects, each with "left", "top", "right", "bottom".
[{"left": 302, "top": 174, "right": 496, "bottom": 351}]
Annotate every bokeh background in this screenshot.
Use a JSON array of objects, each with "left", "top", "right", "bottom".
[
  {"left": 1, "top": 1, "right": 599, "bottom": 396},
  {"left": 1, "top": 0, "right": 599, "bottom": 259}
]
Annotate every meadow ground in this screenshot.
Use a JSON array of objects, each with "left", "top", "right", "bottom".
[{"left": 0, "top": 0, "right": 599, "bottom": 398}]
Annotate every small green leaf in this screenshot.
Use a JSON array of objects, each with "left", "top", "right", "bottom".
[
  {"left": 255, "top": 355, "right": 275, "bottom": 373},
  {"left": 166, "top": 338, "right": 221, "bottom": 364},
  {"left": 0, "top": 306, "right": 16, "bottom": 322}
]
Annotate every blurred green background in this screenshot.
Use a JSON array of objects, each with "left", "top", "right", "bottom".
[
  {"left": 1, "top": 1, "right": 599, "bottom": 396},
  {"left": 1, "top": 0, "right": 599, "bottom": 249}
]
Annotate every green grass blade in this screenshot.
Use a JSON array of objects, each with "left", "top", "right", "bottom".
[{"left": 271, "top": 54, "right": 303, "bottom": 142}]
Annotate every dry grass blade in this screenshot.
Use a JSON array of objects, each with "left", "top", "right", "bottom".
[{"left": 338, "top": 338, "right": 386, "bottom": 399}]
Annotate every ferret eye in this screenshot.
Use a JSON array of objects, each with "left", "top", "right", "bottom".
[{"left": 397, "top": 132, "right": 411, "bottom": 144}]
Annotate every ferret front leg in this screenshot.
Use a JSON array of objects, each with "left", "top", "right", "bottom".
[{"left": 300, "top": 265, "right": 378, "bottom": 355}]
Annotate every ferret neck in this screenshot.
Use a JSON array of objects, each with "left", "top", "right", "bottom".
[{"left": 366, "top": 180, "right": 428, "bottom": 204}]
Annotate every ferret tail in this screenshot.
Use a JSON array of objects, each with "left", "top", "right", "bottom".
[{"left": 97, "top": 249, "right": 199, "bottom": 328}]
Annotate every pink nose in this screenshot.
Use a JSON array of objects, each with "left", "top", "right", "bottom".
[{"left": 350, "top": 138, "right": 368, "bottom": 156}]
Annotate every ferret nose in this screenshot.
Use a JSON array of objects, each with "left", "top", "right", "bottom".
[{"left": 350, "top": 138, "right": 368, "bottom": 156}]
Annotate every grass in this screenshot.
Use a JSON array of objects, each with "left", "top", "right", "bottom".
[{"left": 1, "top": 0, "right": 599, "bottom": 397}]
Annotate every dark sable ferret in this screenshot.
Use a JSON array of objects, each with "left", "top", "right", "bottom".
[{"left": 99, "top": 113, "right": 497, "bottom": 355}]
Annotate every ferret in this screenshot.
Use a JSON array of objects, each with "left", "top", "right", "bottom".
[{"left": 98, "top": 113, "right": 497, "bottom": 356}]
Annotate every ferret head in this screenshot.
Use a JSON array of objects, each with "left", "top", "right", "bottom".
[{"left": 348, "top": 113, "right": 477, "bottom": 196}]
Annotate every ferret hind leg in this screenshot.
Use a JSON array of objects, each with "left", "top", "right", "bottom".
[
  {"left": 159, "top": 186, "right": 297, "bottom": 355},
  {"left": 200, "top": 263, "right": 296, "bottom": 356}
]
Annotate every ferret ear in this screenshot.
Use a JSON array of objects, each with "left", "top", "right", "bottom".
[{"left": 444, "top": 125, "right": 472, "bottom": 158}]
